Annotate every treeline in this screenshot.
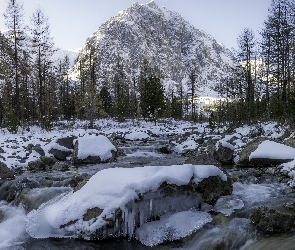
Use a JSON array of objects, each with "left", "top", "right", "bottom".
[{"left": 214, "top": 0, "right": 295, "bottom": 125}]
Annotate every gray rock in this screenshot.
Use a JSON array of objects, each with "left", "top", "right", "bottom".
[
  {"left": 32, "top": 145, "right": 45, "bottom": 156},
  {"left": 28, "top": 159, "right": 46, "bottom": 172},
  {"left": 250, "top": 206, "right": 295, "bottom": 234},
  {"left": 52, "top": 162, "right": 70, "bottom": 172},
  {"left": 185, "top": 153, "right": 220, "bottom": 165},
  {"left": 0, "top": 161, "right": 14, "bottom": 179},
  {"left": 0, "top": 147, "right": 5, "bottom": 153},
  {"left": 69, "top": 173, "right": 91, "bottom": 191},
  {"left": 40, "top": 156, "right": 57, "bottom": 166}
]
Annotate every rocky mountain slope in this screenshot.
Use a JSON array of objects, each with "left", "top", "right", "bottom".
[{"left": 70, "top": 0, "right": 236, "bottom": 97}]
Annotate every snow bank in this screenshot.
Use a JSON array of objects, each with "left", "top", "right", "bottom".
[
  {"left": 249, "top": 140, "right": 295, "bottom": 160},
  {"left": 26, "top": 164, "right": 226, "bottom": 239},
  {"left": 135, "top": 211, "right": 212, "bottom": 246},
  {"left": 75, "top": 135, "right": 116, "bottom": 161}
]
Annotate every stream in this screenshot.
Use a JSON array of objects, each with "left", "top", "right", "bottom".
[{"left": 1, "top": 136, "right": 295, "bottom": 250}]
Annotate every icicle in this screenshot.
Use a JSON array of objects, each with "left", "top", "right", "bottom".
[{"left": 149, "top": 199, "right": 153, "bottom": 216}]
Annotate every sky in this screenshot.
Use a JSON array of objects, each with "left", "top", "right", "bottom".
[{"left": 0, "top": 0, "right": 272, "bottom": 51}]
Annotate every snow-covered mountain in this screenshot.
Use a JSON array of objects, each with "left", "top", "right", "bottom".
[{"left": 71, "top": 0, "right": 236, "bottom": 97}]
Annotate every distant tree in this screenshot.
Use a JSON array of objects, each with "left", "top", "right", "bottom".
[
  {"left": 99, "top": 86, "right": 113, "bottom": 116},
  {"left": 30, "top": 7, "right": 56, "bottom": 127},
  {"left": 3, "top": 0, "right": 26, "bottom": 124},
  {"left": 237, "top": 28, "right": 256, "bottom": 122},
  {"left": 140, "top": 75, "right": 165, "bottom": 122}
]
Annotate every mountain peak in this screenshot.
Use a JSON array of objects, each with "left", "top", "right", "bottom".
[{"left": 72, "top": 1, "right": 235, "bottom": 98}]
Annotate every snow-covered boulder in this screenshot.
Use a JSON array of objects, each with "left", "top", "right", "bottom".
[
  {"left": 124, "top": 131, "right": 150, "bottom": 141},
  {"left": 238, "top": 140, "right": 295, "bottom": 167},
  {"left": 26, "top": 164, "right": 232, "bottom": 243},
  {"left": 72, "top": 135, "right": 117, "bottom": 164}
]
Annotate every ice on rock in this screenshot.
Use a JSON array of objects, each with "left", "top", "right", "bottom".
[
  {"left": 135, "top": 211, "right": 212, "bottom": 246},
  {"left": 213, "top": 196, "right": 244, "bottom": 216},
  {"left": 26, "top": 164, "right": 227, "bottom": 240}
]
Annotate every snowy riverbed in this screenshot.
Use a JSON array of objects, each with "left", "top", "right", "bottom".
[{"left": 0, "top": 119, "right": 295, "bottom": 249}]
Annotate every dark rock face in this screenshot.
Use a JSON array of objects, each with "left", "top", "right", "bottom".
[
  {"left": 196, "top": 175, "right": 233, "bottom": 205},
  {"left": 49, "top": 148, "right": 72, "bottom": 161},
  {"left": 250, "top": 206, "right": 295, "bottom": 234},
  {"left": 213, "top": 142, "right": 234, "bottom": 165},
  {"left": 56, "top": 137, "right": 76, "bottom": 150},
  {"left": 0, "top": 161, "right": 14, "bottom": 179},
  {"left": 49, "top": 136, "right": 75, "bottom": 161}
]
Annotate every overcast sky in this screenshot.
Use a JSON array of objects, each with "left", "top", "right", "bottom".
[{"left": 0, "top": 0, "right": 272, "bottom": 50}]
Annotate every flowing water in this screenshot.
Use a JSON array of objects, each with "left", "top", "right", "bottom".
[{"left": 0, "top": 138, "right": 294, "bottom": 250}]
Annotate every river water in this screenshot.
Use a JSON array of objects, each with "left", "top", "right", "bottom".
[{"left": 1, "top": 137, "right": 295, "bottom": 250}]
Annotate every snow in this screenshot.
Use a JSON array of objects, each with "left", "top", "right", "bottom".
[
  {"left": 249, "top": 140, "right": 295, "bottom": 160},
  {"left": 26, "top": 164, "right": 226, "bottom": 239},
  {"left": 124, "top": 131, "right": 150, "bottom": 141},
  {"left": 135, "top": 211, "right": 212, "bottom": 246},
  {"left": 75, "top": 135, "right": 117, "bottom": 161}
]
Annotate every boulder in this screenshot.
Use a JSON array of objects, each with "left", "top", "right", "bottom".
[
  {"left": 213, "top": 141, "right": 235, "bottom": 165},
  {"left": 250, "top": 206, "right": 295, "bottom": 234},
  {"left": 72, "top": 135, "right": 117, "bottom": 164},
  {"left": 0, "top": 162, "right": 14, "bottom": 179}
]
